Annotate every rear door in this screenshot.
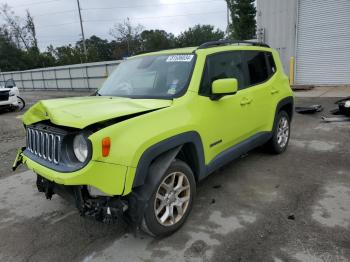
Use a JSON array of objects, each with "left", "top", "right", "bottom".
[{"left": 241, "top": 50, "right": 276, "bottom": 132}]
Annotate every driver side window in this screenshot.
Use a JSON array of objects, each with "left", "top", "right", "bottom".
[{"left": 199, "top": 52, "right": 248, "bottom": 96}]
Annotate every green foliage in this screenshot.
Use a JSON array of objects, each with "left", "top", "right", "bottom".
[
  {"left": 176, "top": 25, "right": 225, "bottom": 47},
  {"left": 0, "top": 5, "right": 227, "bottom": 72},
  {"left": 140, "top": 30, "right": 175, "bottom": 52},
  {"left": 226, "top": 0, "right": 256, "bottom": 40}
]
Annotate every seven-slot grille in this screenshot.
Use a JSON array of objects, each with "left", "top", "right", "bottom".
[{"left": 26, "top": 127, "right": 62, "bottom": 164}]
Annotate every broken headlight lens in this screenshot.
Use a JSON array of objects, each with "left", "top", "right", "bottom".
[{"left": 73, "top": 134, "right": 88, "bottom": 162}]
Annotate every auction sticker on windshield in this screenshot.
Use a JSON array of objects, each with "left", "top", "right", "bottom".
[{"left": 166, "top": 55, "right": 194, "bottom": 62}]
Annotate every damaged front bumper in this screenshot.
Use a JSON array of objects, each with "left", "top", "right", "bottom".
[
  {"left": 15, "top": 149, "right": 128, "bottom": 196},
  {"left": 36, "top": 175, "right": 128, "bottom": 224}
]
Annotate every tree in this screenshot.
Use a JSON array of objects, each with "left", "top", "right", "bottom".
[
  {"left": 0, "top": 28, "right": 27, "bottom": 71},
  {"left": 109, "top": 18, "right": 144, "bottom": 56},
  {"left": 140, "top": 30, "right": 175, "bottom": 52},
  {"left": 176, "top": 25, "right": 224, "bottom": 47},
  {"left": 0, "top": 4, "right": 38, "bottom": 51},
  {"left": 226, "top": 0, "right": 256, "bottom": 40}
]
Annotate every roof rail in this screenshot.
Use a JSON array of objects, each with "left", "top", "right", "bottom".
[{"left": 196, "top": 40, "right": 270, "bottom": 50}]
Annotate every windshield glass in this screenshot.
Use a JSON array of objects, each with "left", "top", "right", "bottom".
[{"left": 98, "top": 54, "right": 195, "bottom": 98}]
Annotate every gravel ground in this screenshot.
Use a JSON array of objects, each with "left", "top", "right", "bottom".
[{"left": 0, "top": 91, "right": 349, "bottom": 262}]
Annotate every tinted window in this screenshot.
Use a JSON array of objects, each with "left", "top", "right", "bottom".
[
  {"left": 266, "top": 52, "right": 277, "bottom": 77},
  {"left": 243, "top": 51, "right": 269, "bottom": 86},
  {"left": 200, "top": 52, "right": 249, "bottom": 96}
]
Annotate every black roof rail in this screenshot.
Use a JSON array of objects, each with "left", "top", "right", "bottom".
[{"left": 196, "top": 40, "right": 270, "bottom": 50}]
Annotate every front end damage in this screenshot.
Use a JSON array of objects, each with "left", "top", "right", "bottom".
[{"left": 36, "top": 175, "right": 128, "bottom": 224}]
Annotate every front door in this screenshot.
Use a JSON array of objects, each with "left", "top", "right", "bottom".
[{"left": 195, "top": 51, "right": 257, "bottom": 162}]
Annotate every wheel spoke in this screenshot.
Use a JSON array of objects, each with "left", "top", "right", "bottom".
[
  {"left": 156, "top": 202, "right": 166, "bottom": 215},
  {"left": 156, "top": 192, "right": 165, "bottom": 201},
  {"left": 174, "top": 173, "right": 184, "bottom": 191},
  {"left": 160, "top": 206, "right": 170, "bottom": 223},
  {"left": 175, "top": 203, "right": 184, "bottom": 216}
]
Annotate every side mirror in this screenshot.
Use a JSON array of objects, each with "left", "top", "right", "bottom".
[{"left": 211, "top": 78, "right": 238, "bottom": 101}]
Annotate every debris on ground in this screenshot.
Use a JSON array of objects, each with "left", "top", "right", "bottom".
[
  {"left": 322, "top": 97, "right": 350, "bottom": 122},
  {"left": 330, "top": 97, "right": 350, "bottom": 116},
  {"left": 321, "top": 116, "right": 350, "bottom": 122},
  {"left": 213, "top": 185, "right": 222, "bottom": 189},
  {"left": 295, "top": 104, "right": 323, "bottom": 114},
  {"left": 287, "top": 214, "right": 295, "bottom": 220},
  {"left": 291, "top": 85, "right": 315, "bottom": 91}
]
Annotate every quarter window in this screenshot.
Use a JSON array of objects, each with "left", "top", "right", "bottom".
[{"left": 266, "top": 52, "right": 277, "bottom": 77}]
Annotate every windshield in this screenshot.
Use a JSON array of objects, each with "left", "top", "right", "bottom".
[{"left": 98, "top": 54, "right": 195, "bottom": 98}]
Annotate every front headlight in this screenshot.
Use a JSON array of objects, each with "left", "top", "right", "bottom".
[
  {"left": 9, "top": 90, "right": 15, "bottom": 96},
  {"left": 73, "top": 134, "right": 88, "bottom": 162}
]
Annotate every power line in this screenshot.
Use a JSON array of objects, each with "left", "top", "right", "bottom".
[
  {"left": 82, "top": 0, "right": 224, "bottom": 11},
  {"left": 34, "top": 10, "right": 76, "bottom": 18},
  {"left": 31, "top": 0, "right": 223, "bottom": 18},
  {"left": 12, "top": 0, "right": 62, "bottom": 8}
]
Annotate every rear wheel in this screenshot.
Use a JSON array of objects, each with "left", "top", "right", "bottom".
[
  {"left": 141, "top": 160, "right": 195, "bottom": 237},
  {"left": 265, "top": 111, "right": 290, "bottom": 154}
]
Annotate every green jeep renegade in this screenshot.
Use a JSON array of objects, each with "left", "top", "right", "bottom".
[{"left": 14, "top": 40, "right": 294, "bottom": 236}]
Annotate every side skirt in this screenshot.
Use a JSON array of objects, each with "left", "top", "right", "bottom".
[{"left": 204, "top": 132, "right": 272, "bottom": 177}]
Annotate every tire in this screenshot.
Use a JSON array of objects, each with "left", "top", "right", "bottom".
[
  {"left": 16, "top": 96, "right": 25, "bottom": 111},
  {"left": 141, "top": 159, "right": 196, "bottom": 237},
  {"left": 265, "top": 111, "right": 291, "bottom": 154}
]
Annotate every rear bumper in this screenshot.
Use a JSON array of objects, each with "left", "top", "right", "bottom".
[{"left": 23, "top": 154, "right": 128, "bottom": 196}]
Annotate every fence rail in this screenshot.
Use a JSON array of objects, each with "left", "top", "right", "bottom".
[{"left": 0, "top": 60, "right": 121, "bottom": 90}]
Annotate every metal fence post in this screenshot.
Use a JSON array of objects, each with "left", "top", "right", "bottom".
[
  {"left": 68, "top": 68, "right": 73, "bottom": 90},
  {"left": 30, "top": 71, "right": 35, "bottom": 89},
  {"left": 20, "top": 71, "right": 24, "bottom": 90},
  {"left": 85, "top": 66, "right": 90, "bottom": 90},
  {"left": 54, "top": 68, "right": 59, "bottom": 89},
  {"left": 41, "top": 70, "right": 46, "bottom": 89}
]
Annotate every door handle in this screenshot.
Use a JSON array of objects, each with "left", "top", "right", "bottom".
[
  {"left": 271, "top": 88, "right": 279, "bottom": 95},
  {"left": 240, "top": 97, "right": 253, "bottom": 106}
]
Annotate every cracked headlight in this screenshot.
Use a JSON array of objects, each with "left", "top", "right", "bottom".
[{"left": 73, "top": 134, "right": 88, "bottom": 162}]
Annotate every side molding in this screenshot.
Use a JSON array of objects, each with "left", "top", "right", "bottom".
[{"left": 206, "top": 132, "right": 271, "bottom": 175}]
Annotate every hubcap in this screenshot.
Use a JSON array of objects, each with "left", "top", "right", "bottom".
[
  {"left": 154, "top": 172, "right": 191, "bottom": 226},
  {"left": 277, "top": 116, "right": 289, "bottom": 148}
]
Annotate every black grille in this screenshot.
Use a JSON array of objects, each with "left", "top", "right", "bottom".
[{"left": 0, "top": 91, "right": 9, "bottom": 101}]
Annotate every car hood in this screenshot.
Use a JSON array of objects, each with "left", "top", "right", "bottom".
[{"left": 23, "top": 96, "right": 172, "bottom": 129}]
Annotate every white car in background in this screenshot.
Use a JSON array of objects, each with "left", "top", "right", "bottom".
[{"left": 0, "top": 79, "right": 25, "bottom": 111}]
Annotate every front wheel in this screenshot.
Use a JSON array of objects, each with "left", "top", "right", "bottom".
[
  {"left": 141, "top": 160, "right": 196, "bottom": 237},
  {"left": 265, "top": 111, "right": 291, "bottom": 154}
]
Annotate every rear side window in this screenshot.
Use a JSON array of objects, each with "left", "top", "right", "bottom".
[
  {"left": 242, "top": 51, "right": 269, "bottom": 86},
  {"left": 199, "top": 52, "right": 249, "bottom": 96},
  {"left": 266, "top": 52, "right": 277, "bottom": 77}
]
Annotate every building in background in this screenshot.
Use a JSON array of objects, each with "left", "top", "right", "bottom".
[{"left": 257, "top": 0, "right": 350, "bottom": 85}]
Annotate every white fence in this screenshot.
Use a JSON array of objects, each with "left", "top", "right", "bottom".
[{"left": 0, "top": 60, "right": 121, "bottom": 90}]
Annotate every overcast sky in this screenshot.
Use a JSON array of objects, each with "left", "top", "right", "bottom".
[{"left": 1, "top": 0, "right": 228, "bottom": 50}]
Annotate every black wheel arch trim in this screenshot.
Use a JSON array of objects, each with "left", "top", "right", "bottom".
[
  {"left": 275, "top": 96, "right": 294, "bottom": 121},
  {"left": 132, "top": 131, "right": 206, "bottom": 188}
]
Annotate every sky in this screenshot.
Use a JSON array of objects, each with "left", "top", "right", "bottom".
[{"left": 1, "top": 0, "right": 229, "bottom": 50}]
